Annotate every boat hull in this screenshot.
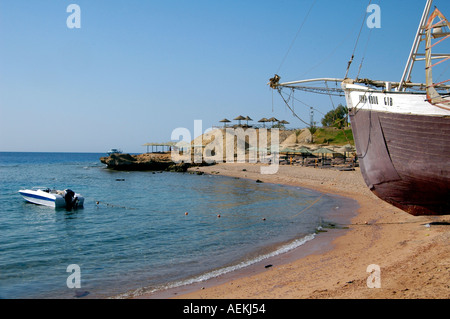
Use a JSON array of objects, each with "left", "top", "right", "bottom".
[
  {"left": 345, "top": 84, "right": 450, "bottom": 215},
  {"left": 19, "top": 189, "right": 84, "bottom": 209}
]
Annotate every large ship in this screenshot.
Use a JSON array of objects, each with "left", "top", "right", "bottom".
[{"left": 270, "top": 0, "right": 450, "bottom": 216}]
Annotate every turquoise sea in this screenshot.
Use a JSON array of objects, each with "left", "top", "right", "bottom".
[{"left": 0, "top": 152, "right": 357, "bottom": 299}]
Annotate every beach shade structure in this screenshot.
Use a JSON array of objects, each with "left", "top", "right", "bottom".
[
  {"left": 258, "top": 117, "right": 269, "bottom": 127},
  {"left": 336, "top": 143, "right": 355, "bottom": 163},
  {"left": 294, "top": 147, "right": 312, "bottom": 154},
  {"left": 142, "top": 142, "right": 176, "bottom": 153},
  {"left": 244, "top": 116, "right": 253, "bottom": 126},
  {"left": 279, "top": 147, "right": 296, "bottom": 154},
  {"left": 312, "top": 147, "right": 335, "bottom": 165},
  {"left": 280, "top": 146, "right": 309, "bottom": 153},
  {"left": 312, "top": 147, "right": 335, "bottom": 155},
  {"left": 267, "top": 145, "right": 281, "bottom": 153},
  {"left": 219, "top": 118, "right": 231, "bottom": 127},
  {"left": 277, "top": 120, "right": 290, "bottom": 129},
  {"left": 268, "top": 117, "right": 279, "bottom": 127},
  {"left": 337, "top": 144, "right": 355, "bottom": 153},
  {"left": 279, "top": 147, "right": 310, "bottom": 165},
  {"left": 297, "top": 146, "right": 312, "bottom": 155},
  {"left": 142, "top": 142, "right": 152, "bottom": 153},
  {"left": 234, "top": 115, "right": 246, "bottom": 126},
  {"left": 279, "top": 147, "right": 296, "bottom": 165},
  {"left": 293, "top": 147, "right": 313, "bottom": 165}
]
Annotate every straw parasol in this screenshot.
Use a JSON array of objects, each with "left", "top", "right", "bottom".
[
  {"left": 336, "top": 143, "right": 355, "bottom": 162},
  {"left": 244, "top": 116, "right": 253, "bottom": 126},
  {"left": 312, "top": 147, "right": 335, "bottom": 165},
  {"left": 258, "top": 118, "right": 269, "bottom": 127},
  {"left": 219, "top": 118, "right": 231, "bottom": 127},
  {"left": 312, "top": 147, "right": 335, "bottom": 155},
  {"left": 268, "top": 117, "right": 279, "bottom": 127},
  {"left": 279, "top": 147, "right": 296, "bottom": 153},
  {"left": 234, "top": 115, "right": 246, "bottom": 126},
  {"left": 297, "top": 146, "right": 312, "bottom": 154},
  {"left": 337, "top": 144, "right": 355, "bottom": 153}
]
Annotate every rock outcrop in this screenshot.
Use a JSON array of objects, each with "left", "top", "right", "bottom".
[{"left": 100, "top": 153, "right": 200, "bottom": 172}]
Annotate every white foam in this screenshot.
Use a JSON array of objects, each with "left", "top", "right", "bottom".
[{"left": 118, "top": 233, "right": 316, "bottom": 298}]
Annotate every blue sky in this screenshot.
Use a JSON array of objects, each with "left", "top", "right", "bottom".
[{"left": 1, "top": 0, "right": 449, "bottom": 153}]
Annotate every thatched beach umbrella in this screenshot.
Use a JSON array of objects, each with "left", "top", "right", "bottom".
[
  {"left": 337, "top": 144, "right": 355, "bottom": 153},
  {"left": 312, "top": 147, "right": 335, "bottom": 165},
  {"left": 234, "top": 115, "right": 246, "bottom": 126},
  {"left": 312, "top": 147, "right": 335, "bottom": 155},
  {"left": 337, "top": 144, "right": 355, "bottom": 162},
  {"left": 280, "top": 146, "right": 311, "bottom": 165},
  {"left": 277, "top": 120, "right": 289, "bottom": 128},
  {"left": 297, "top": 146, "right": 312, "bottom": 155},
  {"left": 268, "top": 117, "right": 279, "bottom": 127},
  {"left": 279, "top": 147, "right": 296, "bottom": 153},
  {"left": 219, "top": 118, "right": 231, "bottom": 127},
  {"left": 244, "top": 116, "right": 253, "bottom": 126},
  {"left": 295, "top": 146, "right": 313, "bottom": 165},
  {"left": 258, "top": 117, "right": 269, "bottom": 127}
]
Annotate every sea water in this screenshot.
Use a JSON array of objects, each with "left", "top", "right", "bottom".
[{"left": 0, "top": 152, "right": 357, "bottom": 299}]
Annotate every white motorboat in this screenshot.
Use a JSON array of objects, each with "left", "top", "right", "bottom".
[
  {"left": 19, "top": 187, "right": 84, "bottom": 209},
  {"left": 107, "top": 148, "right": 122, "bottom": 156}
]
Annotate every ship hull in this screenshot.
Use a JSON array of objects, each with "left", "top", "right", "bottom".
[{"left": 344, "top": 83, "right": 450, "bottom": 215}]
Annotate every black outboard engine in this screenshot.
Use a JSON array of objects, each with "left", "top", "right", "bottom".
[{"left": 64, "top": 189, "right": 79, "bottom": 210}]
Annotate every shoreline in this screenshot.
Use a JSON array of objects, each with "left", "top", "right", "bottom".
[{"left": 133, "top": 163, "right": 450, "bottom": 299}]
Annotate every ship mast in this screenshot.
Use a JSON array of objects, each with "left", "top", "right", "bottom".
[
  {"left": 270, "top": 0, "right": 450, "bottom": 95},
  {"left": 424, "top": 7, "right": 450, "bottom": 108},
  {"left": 398, "top": 0, "right": 433, "bottom": 91}
]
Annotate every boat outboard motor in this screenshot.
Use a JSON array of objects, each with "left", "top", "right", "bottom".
[{"left": 64, "top": 189, "right": 79, "bottom": 210}]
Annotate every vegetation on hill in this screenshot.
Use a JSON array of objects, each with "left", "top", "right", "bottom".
[
  {"left": 321, "top": 104, "right": 349, "bottom": 128},
  {"left": 313, "top": 127, "right": 354, "bottom": 145}
]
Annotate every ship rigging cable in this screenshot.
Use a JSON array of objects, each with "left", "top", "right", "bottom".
[
  {"left": 277, "top": 88, "right": 311, "bottom": 126},
  {"left": 344, "top": 0, "right": 373, "bottom": 79},
  {"left": 276, "top": 0, "right": 317, "bottom": 74}
]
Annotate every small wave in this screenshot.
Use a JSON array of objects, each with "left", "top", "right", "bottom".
[{"left": 116, "top": 233, "right": 316, "bottom": 299}]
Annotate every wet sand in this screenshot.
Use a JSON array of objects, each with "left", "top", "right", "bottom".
[{"left": 136, "top": 163, "right": 450, "bottom": 299}]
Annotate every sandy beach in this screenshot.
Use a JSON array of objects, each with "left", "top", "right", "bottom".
[{"left": 136, "top": 163, "right": 449, "bottom": 299}]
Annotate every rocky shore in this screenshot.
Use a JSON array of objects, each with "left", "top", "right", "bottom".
[
  {"left": 99, "top": 152, "right": 214, "bottom": 172},
  {"left": 100, "top": 153, "right": 194, "bottom": 172}
]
